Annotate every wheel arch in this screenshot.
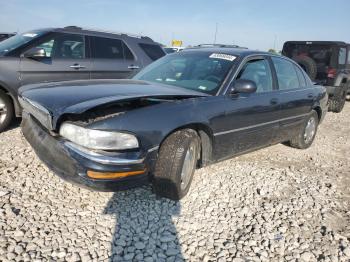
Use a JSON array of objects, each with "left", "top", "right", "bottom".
[
  {"left": 0, "top": 83, "right": 20, "bottom": 116},
  {"left": 160, "top": 122, "right": 214, "bottom": 168},
  {"left": 312, "top": 105, "right": 322, "bottom": 121}
]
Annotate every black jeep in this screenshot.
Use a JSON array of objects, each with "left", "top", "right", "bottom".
[{"left": 282, "top": 41, "right": 350, "bottom": 113}]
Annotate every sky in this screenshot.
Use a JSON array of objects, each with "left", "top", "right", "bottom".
[{"left": 1, "top": 0, "right": 349, "bottom": 51}]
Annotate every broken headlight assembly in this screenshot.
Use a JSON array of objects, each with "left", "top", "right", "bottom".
[{"left": 59, "top": 122, "right": 139, "bottom": 150}]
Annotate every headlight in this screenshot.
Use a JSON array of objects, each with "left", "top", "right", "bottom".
[{"left": 59, "top": 123, "right": 139, "bottom": 150}]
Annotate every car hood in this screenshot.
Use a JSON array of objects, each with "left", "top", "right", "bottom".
[{"left": 19, "top": 79, "right": 209, "bottom": 130}]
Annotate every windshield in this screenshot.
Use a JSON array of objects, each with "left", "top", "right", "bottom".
[
  {"left": 133, "top": 51, "right": 237, "bottom": 95},
  {"left": 0, "top": 30, "right": 47, "bottom": 56}
]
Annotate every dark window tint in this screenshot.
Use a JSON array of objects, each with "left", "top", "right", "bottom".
[
  {"left": 139, "top": 43, "right": 165, "bottom": 61},
  {"left": 272, "top": 57, "right": 300, "bottom": 90},
  {"left": 339, "top": 48, "right": 346, "bottom": 65},
  {"left": 91, "top": 37, "right": 123, "bottom": 59},
  {"left": 348, "top": 49, "right": 350, "bottom": 65},
  {"left": 236, "top": 59, "right": 273, "bottom": 93},
  {"left": 123, "top": 43, "right": 134, "bottom": 60},
  {"left": 35, "top": 33, "right": 85, "bottom": 59},
  {"left": 294, "top": 65, "right": 307, "bottom": 86},
  {"left": 283, "top": 43, "right": 333, "bottom": 67}
]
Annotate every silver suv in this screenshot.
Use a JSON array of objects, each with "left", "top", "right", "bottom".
[{"left": 0, "top": 26, "right": 165, "bottom": 131}]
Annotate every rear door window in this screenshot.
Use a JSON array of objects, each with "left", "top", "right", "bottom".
[
  {"left": 91, "top": 36, "right": 134, "bottom": 60},
  {"left": 138, "top": 43, "right": 165, "bottom": 61},
  {"left": 272, "top": 57, "right": 300, "bottom": 90},
  {"left": 348, "top": 49, "right": 350, "bottom": 65},
  {"left": 294, "top": 65, "right": 307, "bottom": 87},
  {"left": 339, "top": 47, "right": 346, "bottom": 65}
]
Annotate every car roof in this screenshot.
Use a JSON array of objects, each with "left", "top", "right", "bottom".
[
  {"left": 26, "top": 26, "right": 156, "bottom": 43},
  {"left": 181, "top": 47, "right": 270, "bottom": 57},
  {"left": 284, "top": 41, "right": 349, "bottom": 46}
]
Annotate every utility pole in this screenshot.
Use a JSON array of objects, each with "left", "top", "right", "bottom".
[{"left": 213, "top": 23, "right": 218, "bottom": 44}]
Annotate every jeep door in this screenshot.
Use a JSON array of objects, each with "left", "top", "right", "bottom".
[
  {"left": 213, "top": 56, "right": 281, "bottom": 160},
  {"left": 19, "top": 32, "right": 91, "bottom": 85},
  {"left": 89, "top": 36, "right": 141, "bottom": 79},
  {"left": 270, "top": 56, "right": 315, "bottom": 141}
]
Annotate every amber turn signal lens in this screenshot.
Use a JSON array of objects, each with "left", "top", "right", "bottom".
[{"left": 87, "top": 169, "right": 146, "bottom": 179}]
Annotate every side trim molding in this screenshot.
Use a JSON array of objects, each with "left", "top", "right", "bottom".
[{"left": 213, "top": 113, "right": 309, "bottom": 136}]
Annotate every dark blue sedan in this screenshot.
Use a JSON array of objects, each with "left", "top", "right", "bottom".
[{"left": 19, "top": 48, "right": 328, "bottom": 200}]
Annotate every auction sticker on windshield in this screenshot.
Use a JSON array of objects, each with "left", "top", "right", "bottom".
[{"left": 209, "top": 53, "right": 236, "bottom": 61}]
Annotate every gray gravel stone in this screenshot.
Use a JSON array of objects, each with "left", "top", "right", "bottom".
[{"left": 0, "top": 103, "right": 349, "bottom": 261}]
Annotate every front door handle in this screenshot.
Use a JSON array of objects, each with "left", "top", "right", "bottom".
[
  {"left": 70, "top": 64, "right": 86, "bottom": 69},
  {"left": 128, "top": 65, "right": 140, "bottom": 70},
  {"left": 307, "top": 93, "right": 314, "bottom": 98},
  {"left": 270, "top": 98, "right": 278, "bottom": 105}
]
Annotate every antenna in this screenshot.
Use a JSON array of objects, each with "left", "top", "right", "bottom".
[{"left": 213, "top": 23, "right": 218, "bottom": 44}]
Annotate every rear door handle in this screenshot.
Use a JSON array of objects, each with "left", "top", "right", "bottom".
[
  {"left": 70, "top": 64, "right": 86, "bottom": 69},
  {"left": 270, "top": 98, "right": 278, "bottom": 105},
  {"left": 128, "top": 65, "right": 140, "bottom": 70}
]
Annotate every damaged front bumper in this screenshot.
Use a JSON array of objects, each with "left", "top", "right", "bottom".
[{"left": 21, "top": 112, "right": 158, "bottom": 191}]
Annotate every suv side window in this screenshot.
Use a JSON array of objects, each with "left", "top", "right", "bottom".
[
  {"left": 272, "top": 57, "right": 300, "bottom": 90},
  {"left": 35, "top": 33, "right": 85, "bottom": 59},
  {"left": 347, "top": 49, "right": 350, "bottom": 65},
  {"left": 294, "top": 65, "right": 307, "bottom": 87},
  {"left": 236, "top": 58, "right": 273, "bottom": 93},
  {"left": 339, "top": 48, "right": 346, "bottom": 65},
  {"left": 139, "top": 43, "right": 165, "bottom": 61},
  {"left": 91, "top": 36, "right": 134, "bottom": 60}
]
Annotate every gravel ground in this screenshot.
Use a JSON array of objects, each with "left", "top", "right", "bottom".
[{"left": 0, "top": 105, "right": 350, "bottom": 262}]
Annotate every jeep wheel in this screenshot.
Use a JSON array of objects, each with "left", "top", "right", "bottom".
[
  {"left": 328, "top": 88, "right": 346, "bottom": 113},
  {"left": 294, "top": 56, "right": 317, "bottom": 80},
  {"left": 0, "top": 90, "right": 14, "bottom": 133},
  {"left": 153, "top": 129, "right": 200, "bottom": 200},
  {"left": 288, "top": 110, "right": 318, "bottom": 149}
]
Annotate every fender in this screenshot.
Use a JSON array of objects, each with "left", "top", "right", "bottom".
[{"left": 0, "top": 81, "right": 21, "bottom": 117}]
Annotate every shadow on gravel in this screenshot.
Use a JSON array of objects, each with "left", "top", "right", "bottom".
[{"left": 104, "top": 187, "right": 184, "bottom": 261}]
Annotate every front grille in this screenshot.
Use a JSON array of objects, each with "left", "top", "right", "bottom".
[{"left": 18, "top": 96, "right": 53, "bottom": 130}]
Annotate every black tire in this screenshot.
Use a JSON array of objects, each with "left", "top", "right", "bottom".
[
  {"left": 288, "top": 111, "right": 319, "bottom": 149},
  {"left": 0, "top": 90, "right": 14, "bottom": 133},
  {"left": 294, "top": 56, "right": 317, "bottom": 80},
  {"left": 328, "top": 87, "right": 346, "bottom": 113},
  {"left": 153, "top": 129, "right": 200, "bottom": 200}
]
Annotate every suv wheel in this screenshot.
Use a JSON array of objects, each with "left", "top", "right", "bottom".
[
  {"left": 0, "top": 90, "right": 14, "bottom": 132},
  {"left": 328, "top": 86, "right": 346, "bottom": 113},
  {"left": 152, "top": 129, "right": 200, "bottom": 200},
  {"left": 288, "top": 110, "right": 319, "bottom": 149},
  {"left": 294, "top": 56, "right": 317, "bottom": 80}
]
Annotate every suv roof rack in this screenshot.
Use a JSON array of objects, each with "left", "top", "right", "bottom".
[{"left": 61, "top": 26, "right": 151, "bottom": 40}]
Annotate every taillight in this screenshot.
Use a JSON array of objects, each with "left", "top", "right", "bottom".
[{"left": 327, "top": 68, "right": 336, "bottom": 78}]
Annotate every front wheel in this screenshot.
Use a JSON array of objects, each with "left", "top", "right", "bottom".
[
  {"left": 0, "top": 90, "right": 14, "bottom": 133},
  {"left": 152, "top": 129, "right": 200, "bottom": 200},
  {"left": 288, "top": 111, "right": 319, "bottom": 149}
]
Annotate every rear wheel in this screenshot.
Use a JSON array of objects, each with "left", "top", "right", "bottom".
[
  {"left": 288, "top": 111, "right": 318, "bottom": 149},
  {"left": 0, "top": 90, "right": 14, "bottom": 133},
  {"left": 153, "top": 129, "right": 200, "bottom": 200},
  {"left": 328, "top": 86, "right": 346, "bottom": 113}
]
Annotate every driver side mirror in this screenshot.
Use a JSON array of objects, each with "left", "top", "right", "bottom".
[
  {"left": 229, "top": 79, "right": 257, "bottom": 95},
  {"left": 23, "top": 47, "right": 47, "bottom": 59}
]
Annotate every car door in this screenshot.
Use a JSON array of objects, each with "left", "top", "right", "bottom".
[
  {"left": 19, "top": 32, "right": 91, "bottom": 86},
  {"left": 89, "top": 36, "right": 141, "bottom": 79},
  {"left": 213, "top": 56, "right": 281, "bottom": 160},
  {"left": 270, "top": 56, "right": 314, "bottom": 141}
]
